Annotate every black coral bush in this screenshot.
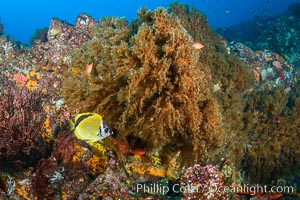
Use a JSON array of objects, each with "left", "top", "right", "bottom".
[{"left": 62, "top": 8, "right": 223, "bottom": 164}]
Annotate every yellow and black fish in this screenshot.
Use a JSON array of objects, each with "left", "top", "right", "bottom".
[{"left": 70, "top": 112, "right": 114, "bottom": 142}]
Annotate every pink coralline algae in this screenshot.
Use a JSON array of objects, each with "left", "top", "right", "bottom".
[
  {"left": 13, "top": 72, "right": 27, "bottom": 87},
  {"left": 180, "top": 164, "right": 229, "bottom": 200}
]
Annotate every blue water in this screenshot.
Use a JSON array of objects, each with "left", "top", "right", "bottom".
[{"left": 0, "top": 0, "right": 299, "bottom": 44}]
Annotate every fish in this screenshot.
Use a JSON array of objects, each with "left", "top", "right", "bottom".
[
  {"left": 70, "top": 112, "right": 114, "bottom": 142},
  {"left": 265, "top": 193, "right": 283, "bottom": 199},
  {"left": 85, "top": 63, "right": 93, "bottom": 74},
  {"left": 0, "top": 16, "right": 4, "bottom": 33},
  {"left": 112, "top": 138, "right": 146, "bottom": 155},
  {"left": 253, "top": 69, "right": 260, "bottom": 82},
  {"left": 193, "top": 42, "right": 204, "bottom": 49}
]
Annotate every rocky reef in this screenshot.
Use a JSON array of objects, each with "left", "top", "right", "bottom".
[
  {"left": 0, "top": 2, "right": 300, "bottom": 200},
  {"left": 218, "top": 2, "right": 300, "bottom": 68},
  {"left": 180, "top": 164, "right": 229, "bottom": 199},
  {"left": 220, "top": 6, "right": 300, "bottom": 185}
]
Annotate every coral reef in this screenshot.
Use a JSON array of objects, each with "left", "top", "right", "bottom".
[
  {"left": 31, "top": 130, "right": 93, "bottom": 199},
  {"left": 62, "top": 7, "right": 224, "bottom": 165},
  {"left": 171, "top": 3, "right": 300, "bottom": 186},
  {"left": 223, "top": 34, "right": 300, "bottom": 185},
  {"left": 168, "top": 2, "right": 220, "bottom": 47},
  {"left": 218, "top": 4, "right": 300, "bottom": 68},
  {"left": 78, "top": 165, "right": 129, "bottom": 199},
  {"left": 228, "top": 42, "right": 293, "bottom": 91},
  {"left": 241, "top": 84, "right": 300, "bottom": 184},
  {"left": 180, "top": 164, "right": 229, "bottom": 199},
  {"left": 0, "top": 2, "right": 299, "bottom": 199},
  {"left": 31, "top": 157, "right": 58, "bottom": 199},
  {"left": 0, "top": 78, "right": 51, "bottom": 170},
  {"left": 29, "top": 27, "right": 48, "bottom": 45},
  {"left": 13, "top": 72, "right": 27, "bottom": 87},
  {"left": 31, "top": 14, "right": 97, "bottom": 65},
  {"left": 169, "top": 3, "right": 254, "bottom": 169},
  {"left": 0, "top": 13, "right": 97, "bottom": 71}
]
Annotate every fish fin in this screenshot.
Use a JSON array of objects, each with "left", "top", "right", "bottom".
[
  {"left": 69, "top": 120, "right": 75, "bottom": 130},
  {"left": 87, "top": 140, "right": 96, "bottom": 146}
]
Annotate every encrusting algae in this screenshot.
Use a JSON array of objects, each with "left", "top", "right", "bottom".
[{"left": 62, "top": 7, "right": 224, "bottom": 166}]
